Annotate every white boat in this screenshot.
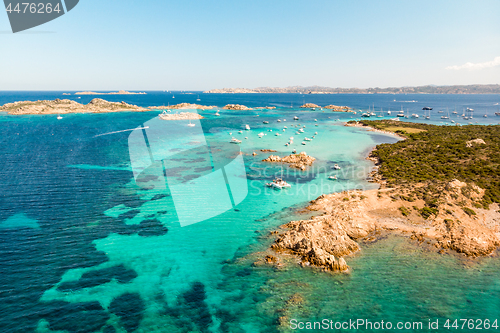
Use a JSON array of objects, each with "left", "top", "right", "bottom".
[
  {"left": 292, "top": 149, "right": 296, "bottom": 154},
  {"left": 275, "top": 133, "right": 280, "bottom": 136},
  {"left": 284, "top": 126, "right": 287, "bottom": 129},
  {"left": 187, "top": 119, "right": 195, "bottom": 127},
  {"left": 263, "top": 121, "right": 269, "bottom": 124},
  {"left": 314, "top": 132, "right": 318, "bottom": 135},
  {"left": 294, "top": 116, "right": 299, "bottom": 120},
  {"left": 333, "top": 164, "right": 341, "bottom": 170},
  {"left": 304, "top": 137, "right": 312, "bottom": 141},
  {"left": 483, "top": 115, "right": 488, "bottom": 118},
  {"left": 57, "top": 115, "right": 63, "bottom": 120},
  {"left": 266, "top": 178, "right": 291, "bottom": 189},
  {"left": 298, "top": 128, "right": 304, "bottom": 133},
  {"left": 215, "top": 111, "right": 220, "bottom": 116},
  {"left": 289, "top": 136, "right": 294, "bottom": 140},
  {"left": 301, "top": 141, "right": 306, "bottom": 145},
  {"left": 258, "top": 132, "right": 264, "bottom": 138},
  {"left": 245, "top": 124, "right": 250, "bottom": 130},
  {"left": 238, "top": 130, "right": 243, "bottom": 134},
  {"left": 230, "top": 137, "right": 242, "bottom": 144},
  {"left": 328, "top": 175, "right": 338, "bottom": 180},
  {"left": 277, "top": 119, "right": 281, "bottom": 122},
  {"left": 196, "top": 95, "right": 201, "bottom": 101},
  {"left": 159, "top": 111, "right": 170, "bottom": 120},
  {"left": 314, "top": 119, "right": 317, "bottom": 122},
  {"left": 411, "top": 114, "right": 419, "bottom": 118}
]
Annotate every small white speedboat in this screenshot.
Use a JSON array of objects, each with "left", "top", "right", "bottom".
[
  {"left": 230, "top": 137, "right": 242, "bottom": 144},
  {"left": 266, "top": 178, "right": 291, "bottom": 189},
  {"left": 245, "top": 125, "right": 250, "bottom": 130},
  {"left": 57, "top": 115, "right": 63, "bottom": 120},
  {"left": 333, "top": 164, "right": 341, "bottom": 170}
]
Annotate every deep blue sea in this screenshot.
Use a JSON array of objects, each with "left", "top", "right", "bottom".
[{"left": 1, "top": 92, "right": 499, "bottom": 333}]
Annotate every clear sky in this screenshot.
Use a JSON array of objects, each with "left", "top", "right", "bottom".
[{"left": 0, "top": 0, "right": 499, "bottom": 90}]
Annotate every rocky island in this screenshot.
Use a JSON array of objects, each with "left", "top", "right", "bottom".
[
  {"left": 163, "top": 103, "right": 216, "bottom": 110},
  {"left": 223, "top": 104, "right": 252, "bottom": 110},
  {"left": 265, "top": 120, "right": 500, "bottom": 272},
  {"left": 0, "top": 98, "right": 149, "bottom": 115},
  {"left": 74, "top": 90, "right": 147, "bottom": 95},
  {"left": 299, "top": 103, "right": 352, "bottom": 112},
  {"left": 262, "top": 152, "right": 315, "bottom": 171}
]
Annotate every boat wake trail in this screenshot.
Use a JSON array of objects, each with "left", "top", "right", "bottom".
[{"left": 94, "top": 127, "right": 149, "bottom": 138}]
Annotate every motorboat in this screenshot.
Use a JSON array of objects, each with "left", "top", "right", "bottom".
[
  {"left": 294, "top": 116, "right": 299, "bottom": 120},
  {"left": 263, "top": 121, "right": 269, "bottom": 124},
  {"left": 258, "top": 132, "right": 264, "bottom": 138},
  {"left": 57, "top": 115, "right": 63, "bottom": 120},
  {"left": 215, "top": 111, "right": 220, "bottom": 116},
  {"left": 266, "top": 178, "right": 291, "bottom": 189},
  {"left": 333, "top": 164, "right": 341, "bottom": 170},
  {"left": 301, "top": 141, "right": 306, "bottom": 145},
  {"left": 304, "top": 137, "right": 312, "bottom": 141},
  {"left": 328, "top": 175, "right": 338, "bottom": 180},
  {"left": 230, "top": 137, "right": 242, "bottom": 144},
  {"left": 245, "top": 125, "right": 250, "bottom": 130},
  {"left": 422, "top": 107, "right": 433, "bottom": 110}
]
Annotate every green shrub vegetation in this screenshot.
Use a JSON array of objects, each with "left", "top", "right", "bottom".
[
  {"left": 462, "top": 207, "right": 476, "bottom": 216},
  {"left": 360, "top": 120, "right": 500, "bottom": 208},
  {"left": 399, "top": 206, "right": 410, "bottom": 216}
]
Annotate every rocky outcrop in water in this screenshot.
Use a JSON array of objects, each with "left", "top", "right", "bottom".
[
  {"left": 0, "top": 98, "right": 147, "bottom": 115},
  {"left": 262, "top": 152, "right": 315, "bottom": 171},
  {"left": 300, "top": 103, "right": 320, "bottom": 108},
  {"left": 324, "top": 104, "right": 353, "bottom": 112},
  {"left": 223, "top": 104, "right": 252, "bottom": 110},
  {"left": 164, "top": 103, "right": 216, "bottom": 110}
]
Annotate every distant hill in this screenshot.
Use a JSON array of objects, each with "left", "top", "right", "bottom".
[{"left": 204, "top": 84, "right": 500, "bottom": 94}]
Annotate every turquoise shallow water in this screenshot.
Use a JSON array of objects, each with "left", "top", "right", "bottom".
[{"left": 0, "top": 93, "right": 499, "bottom": 332}]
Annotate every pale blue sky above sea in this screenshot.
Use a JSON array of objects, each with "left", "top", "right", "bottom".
[{"left": 0, "top": 0, "right": 499, "bottom": 90}]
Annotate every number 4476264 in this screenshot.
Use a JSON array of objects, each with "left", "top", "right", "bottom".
[
  {"left": 444, "top": 319, "right": 498, "bottom": 330},
  {"left": 6, "top": 3, "right": 61, "bottom": 14}
]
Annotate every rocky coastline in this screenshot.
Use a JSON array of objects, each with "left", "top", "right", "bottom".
[{"left": 262, "top": 124, "right": 500, "bottom": 273}]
